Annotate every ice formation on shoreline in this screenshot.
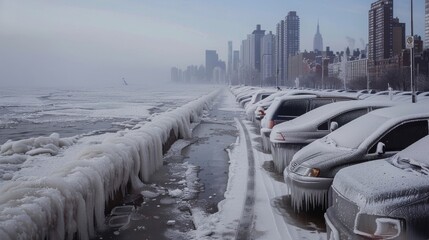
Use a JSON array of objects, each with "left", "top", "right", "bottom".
[{"left": 0, "top": 88, "right": 220, "bottom": 240}]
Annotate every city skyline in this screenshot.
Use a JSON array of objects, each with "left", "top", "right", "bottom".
[{"left": 0, "top": 0, "right": 425, "bottom": 87}]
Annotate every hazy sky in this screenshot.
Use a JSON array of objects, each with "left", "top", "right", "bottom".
[{"left": 0, "top": 0, "right": 425, "bottom": 88}]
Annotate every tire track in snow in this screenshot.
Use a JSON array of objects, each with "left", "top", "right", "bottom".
[{"left": 235, "top": 119, "right": 255, "bottom": 240}]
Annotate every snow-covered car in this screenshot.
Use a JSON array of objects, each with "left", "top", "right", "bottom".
[
  {"left": 260, "top": 93, "right": 356, "bottom": 152},
  {"left": 245, "top": 90, "right": 315, "bottom": 122},
  {"left": 248, "top": 90, "right": 275, "bottom": 106},
  {"left": 285, "top": 103, "right": 429, "bottom": 211},
  {"left": 248, "top": 91, "right": 287, "bottom": 122},
  {"left": 234, "top": 87, "right": 259, "bottom": 103},
  {"left": 240, "top": 89, "right": 275, "bottom": 108},
  {"left": 326, "top": 135, "right": 429, "bottom": 240},
  {"left": 270, "top": 100, "right": 395, "bottom": 173}
]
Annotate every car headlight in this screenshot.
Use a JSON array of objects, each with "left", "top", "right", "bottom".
[
  {"left": 293, "top": 165, "right": 320, "bottom": 177},
  {"left": 354, "top": 213, "right": 404, "bottom": 239}
]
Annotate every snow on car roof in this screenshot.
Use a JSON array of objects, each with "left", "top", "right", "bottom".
[
  {"left": 272, "top": 100, "right": 395, "bottom": 133},
  {"left": 328, "top": 102, "right": 429, "bottom": 149}
]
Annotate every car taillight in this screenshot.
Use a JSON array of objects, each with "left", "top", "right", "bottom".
[
  {"left": 273, "top": 132, "right": 285, "bottom": 141},
  {"left": 268, "top": 120, "right": 275, "bottom": 129}
]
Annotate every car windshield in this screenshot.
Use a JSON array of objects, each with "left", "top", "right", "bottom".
[{"left": 328, "top": 112, "right": 389, "bottom": 149}]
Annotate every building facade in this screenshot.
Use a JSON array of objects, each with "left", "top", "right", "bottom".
[
  {"left": 392, "top": 17, "right": 405, "bottom": 57},
  {"left": 368, "top": 0, "right": 393, "bottom": 62},
  {"left": 205, "top": 50, "right": 219, "bottom": 82},
  {"left": 232, "top": 50, "right": 240, "bottom": 85},
  {"left": 261, "top": 32, "right": 276, "bottom": 86},
  {"left": 227, "top": 41, "right": 233, "bottom": 84},
  {"left": 425, "top": 0, "right": 429, "bottom": 48},
  {"left": 345, "top": 58, "right": 368, "bottom": 85},
  {"left": 276, "top": 20, "right": 285, "bottom": 84},
  {"left": 239, "top": 25, "right": 266, "bottom": 86}
]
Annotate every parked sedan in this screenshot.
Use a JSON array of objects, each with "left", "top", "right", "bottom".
[
  {"left": 270, "top": 100, "right": 394, "bottom": 173},
  {"left": 285, "top": 103, "right": 429, "bottom": 211},
  {"left": 326, "top": 135, "right": 429, "bottom": 240}
]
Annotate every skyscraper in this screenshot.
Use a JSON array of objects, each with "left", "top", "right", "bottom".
[
  {"left": 205, "top": 50, "right": 219, "bottom": 81},
  {"left": 284, "top": 11, "right": 300, "bottom": 84},
  {"left": 227, "top": 41, "right": 233, "bottom": 83},
  {"left": 368, "top": 0, "right": 393, "bottom": 61},
  {"left": 425, "top": 0, "right": 429, "bottom": 48},
  {"left": 276, "top": 20, "right": 285, "bottom": 84},
  {"left": 313, "top": 21, "right": 323, "bottom": 52},
  {"left": 239, "top": 25, "right": 266, "bottom": 85},
  {"left": 252, "top": 25, "right": 266, "bottom": 73},
  {"left": 232, "top": 50, "right": 240, "bottom": 85},
  {"left": 261, "top": 31, "right": 276, "bottom": 86}
]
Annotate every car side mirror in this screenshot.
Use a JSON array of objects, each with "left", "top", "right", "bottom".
[
  {"left": 376, "top": 142, "right": 385, "bottom": 155},
  {"left": 330, "top": 121, "right": 339, "bottom": 132}
]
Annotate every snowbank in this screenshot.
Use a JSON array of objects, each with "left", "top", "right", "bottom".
[{"left": 0, "top": 88, "right": 221, "bottom": 240}]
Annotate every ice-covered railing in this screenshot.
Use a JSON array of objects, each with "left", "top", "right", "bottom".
[{"left": 0, "top": 88, "right": 221, "bottom": 240}]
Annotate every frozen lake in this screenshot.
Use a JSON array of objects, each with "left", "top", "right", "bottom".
[
  {"left": 0, "top": 83, "right": 223, "bottom": 240},
  {"left": 0, "top": 83, "right": 219, "bottom": 144}
]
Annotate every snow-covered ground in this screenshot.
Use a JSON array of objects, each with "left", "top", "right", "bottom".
[
  {"left": 189, "top": 87, "right": 326, "bottom": 240},
  {"left": 0, "top": 83, "right": 220, "bottom": 240}
]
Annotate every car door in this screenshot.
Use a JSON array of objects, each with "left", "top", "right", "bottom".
[{"left": 366, "top": 119, "right": 429, "bottom": 160}]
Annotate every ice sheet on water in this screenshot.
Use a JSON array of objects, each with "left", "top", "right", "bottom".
[
  {"left": 111, "top": 206, "right": 135, "bottom": 216},
  {"left": 141, "top": 190, "right": 160, "bottom": 199},
  {"left": 109, "top": 215, "right": 131, "bottom": 228},
  {"left": 0, "top": 88, "right": 221, "bottom": 240},
  {"left": 0, "top": 133, "right": 76, "bottom": 156}
]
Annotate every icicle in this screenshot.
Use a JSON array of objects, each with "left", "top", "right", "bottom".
[
  {"left": 271, "top": 144, "right": 302, "bottom": 173},
  {"left": 287, "top": 177, "right": 329, "bottom": 212},
  {"left": 0, "top": 88, "right": 221, "bottom": 240}
]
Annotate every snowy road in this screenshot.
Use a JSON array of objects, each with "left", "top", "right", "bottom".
[{"left": 235, "top": 119, "right": 256, "bottom": 240}]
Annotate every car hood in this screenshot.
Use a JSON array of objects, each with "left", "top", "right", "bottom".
[
  {"left": 332, "top": 159, "right": 429, "bottom": 214},
  {"left": 289, "top": 137, "right": 358, "bottom": 171}
]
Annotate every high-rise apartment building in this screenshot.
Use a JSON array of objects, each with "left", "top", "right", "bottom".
[
  {"left": 313, "top": 21, "right": 323, "bottom": 52},
  {"left": 425, "top": 0, "right": 429, "bottom": 48},
  {"left": 276, "top": 20, "right": 285, "bottom": 84},
  {"left": 252, "top": 25, "right": 266, "bottom": 73},
  {"left": 232, "top": 50, "right": 240, "bottom": 85},
  {"left": 205, "top": 50, "right": 219, "bottom": 81},
  {"left": 227, "top": 41, "right": 233, "bottom": 83},
  {"left": 261, "top": 31, "right": 276, "bottom": 85},
  {"left": 239, "top": 25, "right": 266, "bottom": 85},
  {"left": 368, "top": 0, "right": 393, "bottom": 61},
  {"left": 284, "top": 11, "right": 300, "bottom": 84}
]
